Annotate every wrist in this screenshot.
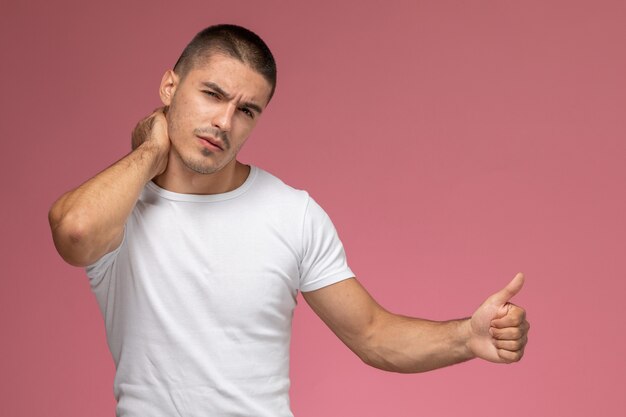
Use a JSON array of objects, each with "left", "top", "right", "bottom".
[
  {"left": 458, "top": 318, "right": 476, "bottom": 361},
  {"left": 136, "top": 141, "right": 169, "bottom": 178}
]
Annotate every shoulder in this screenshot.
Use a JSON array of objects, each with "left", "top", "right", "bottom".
[
  {"left": 252, "top": 166, "right": 311, "bottom": 204},
  {"left": 252, "top": 166, "right": 338, "bottom": 223}
]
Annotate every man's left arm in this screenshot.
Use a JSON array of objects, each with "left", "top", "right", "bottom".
[{"left": 302, "top": 273, "right": 529, "bottom": 373}]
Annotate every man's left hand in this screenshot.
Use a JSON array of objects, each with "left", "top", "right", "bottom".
[{"left": 466, "top": 273, "right": 530, "bottom": 363}]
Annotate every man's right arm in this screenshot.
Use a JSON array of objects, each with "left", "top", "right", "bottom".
[{"left": 49, "top": 109, "right": 169, "bottom": 267}]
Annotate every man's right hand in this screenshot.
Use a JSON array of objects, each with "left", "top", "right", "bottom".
[
  {"left": 49, "top": 106, "right": 173, "bottom": 266},
  {"left": 131, "top": 106, "right": 171, "bottom": 176}
]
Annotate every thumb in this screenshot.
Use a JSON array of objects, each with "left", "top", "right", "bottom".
[{"left": 489, "top": 272, "right": 525, "bottom": 305}]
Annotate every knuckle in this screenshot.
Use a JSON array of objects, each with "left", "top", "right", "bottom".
[{"left": 508, "top": 351, "right": 522, "bottom": 363}]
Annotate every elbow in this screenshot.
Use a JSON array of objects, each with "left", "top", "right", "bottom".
[
  {"left": 350, "top": 316, "right": 409, "bottom": 373},
  {"left": 355, "top": 346, "right": 388, "bottom": 370},
  {"left": 48, "top": 207, "right": 97, "bottom": 267},
  {"left": 356, "top": 343, "right": 413, "bottom": 374},
  {"left": 352, "top": 313, "right": 427, "bottom": 374}
]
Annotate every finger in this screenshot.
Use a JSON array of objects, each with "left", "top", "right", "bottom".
[
  {"left": 489, "top": 272, "right": 525, "bottom": 306},
  {"left": 490, "top": 326, "right": 523, "bottom": 340},
  {"left": 491, "top": 305, "right": 526, "bottom": 328},
  {"left": 497, "top": 347, "right": 525, "bottom": 363},
  {"left": 494, "top": 336, "right": 527, "bottom": 351}
]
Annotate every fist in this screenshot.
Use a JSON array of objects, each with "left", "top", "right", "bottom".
[{"left": 468, "top": 273, "right": 530, "bottom": 364}]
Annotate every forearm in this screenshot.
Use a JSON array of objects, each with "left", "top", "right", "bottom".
[
  {"left": 360, "top": 312, "right": 474, "bottom": 373},
  {"left": 49, "top": 142, "right": 165, "bottom": 266},
  {"left": 304, "top": 277, "right": 528, "bottom": 372}
]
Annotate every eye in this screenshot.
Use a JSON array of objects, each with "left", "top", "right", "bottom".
[
  {"left": 239, "top": 107, "right": 255, "bottom": 119},
  {"left": 203, "top": 90, "right": 220, "bottom": 99}
]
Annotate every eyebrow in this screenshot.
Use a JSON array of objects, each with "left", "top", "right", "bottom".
[{"left": 201, "top": 81, "right": 264, "bottom": 114}]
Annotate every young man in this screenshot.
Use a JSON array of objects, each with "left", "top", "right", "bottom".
[{"left": 49, "top": 24, "right": 529, "bottom": 417}]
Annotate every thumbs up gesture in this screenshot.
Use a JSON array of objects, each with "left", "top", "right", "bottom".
[{"left": 467, "top": 273, "right": 530, "bottom": 363}]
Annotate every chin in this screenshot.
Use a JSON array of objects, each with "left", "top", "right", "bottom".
[
  {"left": 177, "top": 155, "right": 219, "bottom": 175},
  {"left": 188, "top": 163, "right": 223, "bottom": 175}
]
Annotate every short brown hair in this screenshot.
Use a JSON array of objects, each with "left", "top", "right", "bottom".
[{"left": 173, "top": 24, "right": 277, "bottom": 100}]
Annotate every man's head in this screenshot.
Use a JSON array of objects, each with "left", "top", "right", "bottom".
[
  {"left": 157, "top": 24, "right": 275, "bottom": 179},
  {"left": 173, "top": 24, "right": 277, "bottom": 102}
]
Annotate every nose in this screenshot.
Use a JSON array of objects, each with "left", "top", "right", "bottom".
[{"left": 211, "top": 102, "right": 236, "bottom": 132}]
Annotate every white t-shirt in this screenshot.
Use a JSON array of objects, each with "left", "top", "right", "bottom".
[{"left": 86, "top": 165, "right": 354, "bottom": 417}]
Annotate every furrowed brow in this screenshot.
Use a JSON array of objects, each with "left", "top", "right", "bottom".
[
  {"left": 202, "top": 82, "right": 231, "bottom": 100},
  {"left": 202, "top": 81, "right": 264, "bottom": 114}
]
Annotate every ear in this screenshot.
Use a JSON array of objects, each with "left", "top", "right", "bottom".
[{"left": 159, "top": 70, "right": 179, "bottom": 106}]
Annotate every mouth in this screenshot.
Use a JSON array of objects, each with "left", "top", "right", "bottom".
[{"left": 196, "top": 135, "right": 224, "bottom": 151}]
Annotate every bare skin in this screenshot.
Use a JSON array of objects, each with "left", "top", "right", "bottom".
[
  {"left": 49, "top": 109, "right": 170, "bottom": 266},
  {"left": 49, "top": 54, "right": 529, "bottom": 373},
  {"left": 303, "top": 273, "right": 528, "bottom": 372},
  {"left": 49, "top": 54, "right": 271, "bottom": 266}
]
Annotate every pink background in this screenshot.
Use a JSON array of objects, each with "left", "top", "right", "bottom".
[{"left": 2, "top": 0, "right": 625, "bottom": 415}]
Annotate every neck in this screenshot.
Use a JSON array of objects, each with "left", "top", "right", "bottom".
[{"left": 153, "top": 158, "right": 250, "bottom": 195}]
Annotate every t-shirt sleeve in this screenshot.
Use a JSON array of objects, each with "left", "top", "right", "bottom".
[
  {"left": 84, "top": 228, "right": 125, "bottom": 289},
  {"left": 299, "top": 195, "right": 355, "bottom": 292}
]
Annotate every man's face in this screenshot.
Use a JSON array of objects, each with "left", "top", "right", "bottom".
[{"left": 161, "top": 53, "right": 272, "bottom": 175}]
